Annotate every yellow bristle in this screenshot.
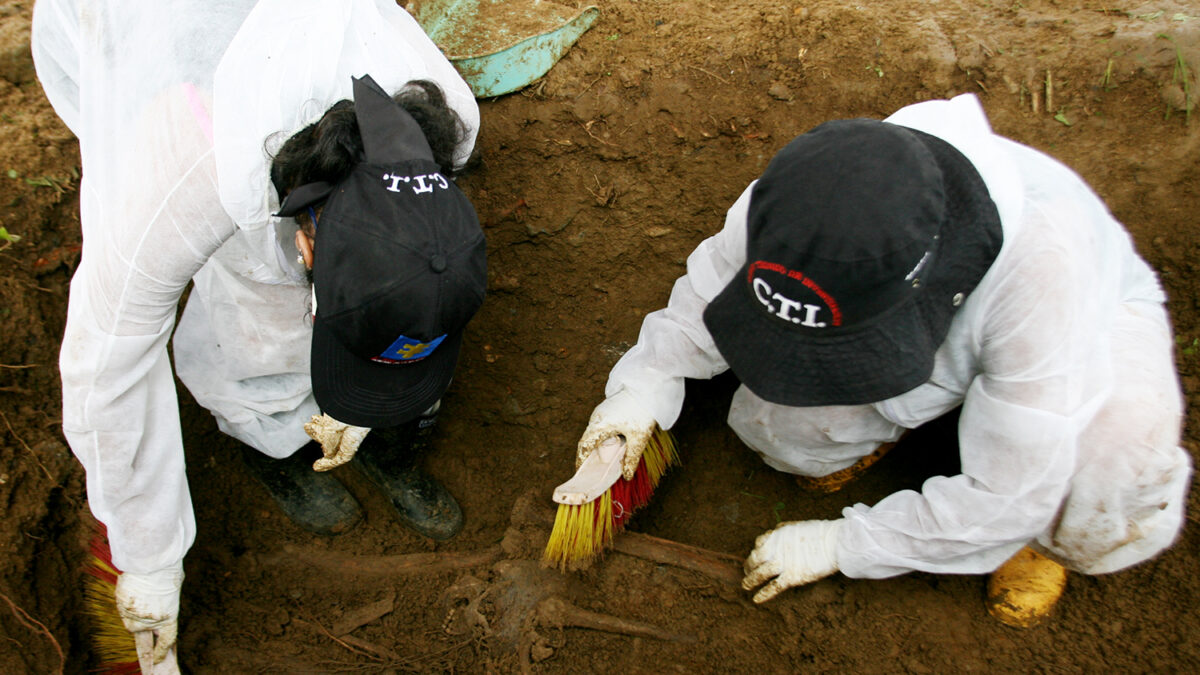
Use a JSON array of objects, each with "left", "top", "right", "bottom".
[
  {"left": 83, "top": 562, "right": 138, "bottom": 671},
  {"left": 643, "top": 427, "right": 679, "bottom": 484},
  {"left": 596, "top": 488, "right": 614, "bottom": 549},
  {"left": 543, "top": 488, "right": 622, "bottom": 570},
  {"left": 545, "top": 500, "right": 595, "bottom": 568},
  {"left": 544, "top": 503, "right": 573, "bottom": 563}
]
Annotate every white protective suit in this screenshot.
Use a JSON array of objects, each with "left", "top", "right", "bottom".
[
  {"left": 605, "top": 94, "right": 1191, "bottom": 579},
  {"left": 32, "top": 0, "right": 479, "bottom": 576}
]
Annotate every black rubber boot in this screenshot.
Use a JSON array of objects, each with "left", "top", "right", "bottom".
[
  {"left": 241, "top": 442, "right": 363, "bottom": 535},
  {"left": 354, "top": 407, "right": 463, "bottom": 540}
]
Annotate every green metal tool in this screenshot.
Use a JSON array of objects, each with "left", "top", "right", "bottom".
[{"left": 408, "top": 0, "right": 600, "bottom": 98}]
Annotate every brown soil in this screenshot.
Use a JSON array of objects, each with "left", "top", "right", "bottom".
[{"left": 2, "top": 1, "right": 1199, "bottom": 672}]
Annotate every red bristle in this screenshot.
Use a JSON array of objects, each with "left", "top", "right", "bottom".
[
  {"left": 626, "top": 461, "right": 653, "bottom": 509},
  {"left": 87, "top": 524, "right": 114, "bottom": 563},
  {"left": 610, "top": 478, "right": 632, "bottom": 529},
  {"left": 604, "top": 457, "right": 657, "bottom": 531},
  {"left": 84, "top": 529, "right": 120, "bottom": 585},
  {"left": 83, "top": 562, "right": 119, "bottom": 586},
  {"left": 90, "top": 538, "right": 111, "bottom": 559}
]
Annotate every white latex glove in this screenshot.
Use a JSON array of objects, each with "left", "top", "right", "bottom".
[
  {"left": 114, "top": 566, "right": 184, "bottom": 672},
  {"left": 742, "top": 519, "right": 842, "bottom": 603},
  {"left": 304, "top": 413, "right": 372, "bottom": 471},
  {"left": 576, "top": 389, "right": 658, "bottom": 480}
]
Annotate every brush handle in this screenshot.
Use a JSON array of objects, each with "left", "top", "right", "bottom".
[{"left": 552, "top": 436, "right": 626, "bottom": 505}]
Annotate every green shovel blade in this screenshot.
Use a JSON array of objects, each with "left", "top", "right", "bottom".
[{"left": 409, "top": 0, "right": 600, "bottom": 97}]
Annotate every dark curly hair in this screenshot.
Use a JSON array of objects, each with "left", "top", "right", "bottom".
[{"left": 269, "top": 79, "right": 469, "bottom": 205}]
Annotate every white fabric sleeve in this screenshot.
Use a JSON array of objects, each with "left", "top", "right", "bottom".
[
  {"left": 60, "top": 87, "right": 233, "bottom": 575},
  {"left": 837, "top": 236, "right": 1095, "bottom": 578},
  {"left": 30, "top": 0, "right": 81, "bottom": 136},
  {"left": 604, "top": 183, "right": 754, "bottom": 428}
]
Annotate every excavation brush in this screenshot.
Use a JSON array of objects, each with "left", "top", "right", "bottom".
[
  {"left": 543, "top": 426, "right": 679, "bottom": 570},
  {"left": 83, "top": 525, "right": 140, "bottom": 674}
]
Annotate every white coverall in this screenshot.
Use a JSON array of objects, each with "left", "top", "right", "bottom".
[
  {"left": 32, "top": 0, "right": 479, "bottom": 576},
  {"left": 605, "top": 94, "right": 1191, "bottom": 579}
]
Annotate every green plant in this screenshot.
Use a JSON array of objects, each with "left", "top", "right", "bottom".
[
  {"left": 1158, "top": 33, "right": 1193, "bottom": 121},
  {"left": 23, "top": 174, "right": 73, "bottom": 196},
  {"left": 772, "top": 501, "right": 786, "bottom": 524},
  {"left": 0, "top": 226, "right": 20, "bottom": 250},
  {"left": 1054, "top": 110, "right": 1072, "bottom": 125},
  {"left": 1100, "top": 58, "right": 1116, "bottom": 90},
  {"left": 1177, "top": 335, "right": 1199, "bottom": 357}
]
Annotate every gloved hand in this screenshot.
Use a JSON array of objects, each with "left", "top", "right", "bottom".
[
  {"left": 742, "top": 519, "right": 842, "bottom": 603},
  {"left": 576, "top": 389, "right": 658, "bottom": 480},
  {"left": 114, "top": 566, "right": 184, "bottom": 673},
  {"left": 304, "top": 413, "right": 371, "bottom": 471}
]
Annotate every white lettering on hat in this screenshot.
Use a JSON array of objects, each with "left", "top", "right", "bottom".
[
  {"left": 382, "top": 172, "right": 451, "bottom": 195},
  {"left": 752, "top": 277, "right": 826, "bottom": 327},
  {"left": 747, "top": 261, "right": 843, "bottom": 328}
]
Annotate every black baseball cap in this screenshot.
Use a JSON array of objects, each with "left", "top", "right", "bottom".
[
  {"left": 702, "top": 118, "right": 1002, "bottom": 406},
  {"left": 277, "top": 74, "right": 486, "bottom": 428}
]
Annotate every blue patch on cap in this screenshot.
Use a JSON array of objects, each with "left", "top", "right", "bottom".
[{"left": 372, "top": 333, "right": 447, "bottom": 364}]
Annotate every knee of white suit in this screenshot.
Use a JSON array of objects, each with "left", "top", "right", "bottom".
[{"left": 726, "top": 384, "right": 904, "bottom": 477}]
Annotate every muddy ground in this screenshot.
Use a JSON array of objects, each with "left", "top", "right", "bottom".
[{"left": 2, "top": 0, "right": 1199, "bottom": 672}]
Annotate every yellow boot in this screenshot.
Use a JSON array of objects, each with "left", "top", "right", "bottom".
[
  {"left": 986, "top": 546, "right": 1067, "bottom": 628},
  {"left": 794, "top": 439, "right": 900, "bottom": 493}
]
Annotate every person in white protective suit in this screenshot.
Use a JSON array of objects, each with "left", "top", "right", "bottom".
[
  {"left": 575, "top": 93, "right": 1191, "bottom": 628},
  {"left": 32, "top": 0, "right": 486, "bottom": 670}
]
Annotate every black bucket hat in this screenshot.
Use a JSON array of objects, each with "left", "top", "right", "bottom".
[
  {"left": 277, "top": 74, "right": 486, "bottom": 428},
  {"left": 702, "top": 118, "right": 1002, "bottom": 407}
]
